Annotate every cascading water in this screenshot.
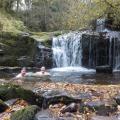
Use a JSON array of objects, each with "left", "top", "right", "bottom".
[
  {"left": 52, "top": 32, "right": 84, "bottom": 68},
  {"left": 52, "top": 29, "right": 120, "bottom": 70}
]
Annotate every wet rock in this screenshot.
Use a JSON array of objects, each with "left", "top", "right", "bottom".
[
  {"left": 85, "top": 101, "right": 105, "bottom": 110},
  {"left": 35, "top": 110, "right": 55, "bottom": 120},
  {"left": 0, "top": 99, "right": 8, "bottom": 113},
  {"left": 91, "top": 115, "right": 120, "bottom": 120},
  {"left": 58, "top": 117, "right": 80, "bottom": 120},
  {"left": 85, "top": 100, "right": 117, "bottom": 115},
  {"left": 0, "top": 84, "right": 43, "bottom": 107},
  {"left": 5, "top": 98, "right": 18, "bottom": 106},
  {"left": 11, "top": 105, "right": 39, "bottom": 120},
  {"left": 34, "top": 89, "right": 85, "bottom": 108},
  {"left": 0, "top": 49, "right": 4, "bottom": 56},
  {"left": 60, "top": 103, "right": 78, "bottom": 113},
  {"left": 35, "top": 43, "right": 53, "bottom": 68},
  {"left": 17, "top": 56, "right": 34, "bottom": 67},
  {"left": 90, "top": 90, "right": 102, "bottom": 97},
  {"left": 96, "top": 65, "right": 113, "bottom": 74},
  {"left": 114, "top": 94, "right": 120, "bottom": 105},
  {"left": 33, "top": 89, "right": 93, "bottom": 109},
  {"left": 0, "top": 67, "right": 21, "bottom": 73},
  {"left": 74, "top": 92, "right": 92, "bottom": 101}
]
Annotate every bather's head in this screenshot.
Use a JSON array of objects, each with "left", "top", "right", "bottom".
[
  {"left": 21, "top": 67, "right": 26, "bottom": 76},
  {"left": 41, "top": 66, "right": 46, "bottom": 73}
]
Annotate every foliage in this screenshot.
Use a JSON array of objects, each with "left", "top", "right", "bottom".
[
  {"left": 0, "top": 0, "right": 120, "bottom": 31},
  {"left": 0, "top": 9, "right": 26, "bottom": 33}
]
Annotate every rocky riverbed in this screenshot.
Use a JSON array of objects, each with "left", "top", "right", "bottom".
[{"left": 1, "top": 80, "right": 120, "bottom": 120}]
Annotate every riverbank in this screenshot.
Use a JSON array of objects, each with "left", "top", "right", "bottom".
[{"left": 1, "top": 80, "right": 120, "bottom": 120}]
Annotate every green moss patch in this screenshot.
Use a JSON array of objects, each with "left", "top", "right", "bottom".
[
  {"left": 0, "top": 84, "right": 43, "bottom": 106},
  {"left": 11, "top": 105, "right": 39, "bottom": 120}
]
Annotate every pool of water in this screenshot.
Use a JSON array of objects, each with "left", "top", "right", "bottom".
[
  {"left": 0, "top": 67, "right": 120, "bottom": 85},
  {"left": 50, "top": 67, "right": 120, "bottom": 85}
]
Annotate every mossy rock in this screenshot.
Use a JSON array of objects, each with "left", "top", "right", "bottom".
[
  {"left": 11, "top": 105, "right": 39, "bottom": 120},
  {"left": 0, "top": 84, "right": 43, "bottom": 107},
  {"left": 0, "top": 99, "right": 8, "bottom": 113}
]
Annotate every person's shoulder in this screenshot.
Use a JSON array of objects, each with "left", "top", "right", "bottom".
[
  {"left": 15, "top": 73, "right": 22, "bottom": 78},
  {"left": 45, "top": 72, "right": 51, "bottom": 76}
]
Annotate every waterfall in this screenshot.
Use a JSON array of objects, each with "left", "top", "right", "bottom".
[
  {"left": 52, "top": 30, "right": 120, "bottom": 70},
  {"left": 52, "top": 32, "right": 86, "bottom": 68},
  {"left": 106, "top": 31, "right": 120, "bottom": 70}
]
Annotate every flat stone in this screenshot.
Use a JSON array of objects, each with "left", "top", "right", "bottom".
[
  {"left": 73, "top": 93, "right": 92, "bottom": 100},
  {"left": 91, "top": 115, "right": 120, "bottom": 120},
  {"left": 85, "top": 100, "right": 117, "bottom": 115},
  {"left": 96, "top": 65, "right": 113, "bottom": 74},
  {"left": 85, "top": 101, "right": 105, "bottom": 110},
  {"left": 33, "top": 89, "right": 86, "bottom": 108},
  {"left": 5, "top": 99, "right": 18, "bottom": 106},
  {"left": 58, "top": 117, "right": 76, "bottom": 120},
  {"left": 35, "top": 110, "right": 55, "bottom": 120},
  {"left": 60, "top": 103, "right": 78, "bottom": 113}
]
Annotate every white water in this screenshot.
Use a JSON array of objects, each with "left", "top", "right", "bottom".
[
  {"left": 51, "top": 66, "right": 95, "bottom": 73},
  {"left": 52, "top": 31, "right": 86, "bottom": 68},
  {"left": 52, "top": 31, "right": 96, "bottom": 72},
  {"left": 52, "top": 30, "right": 120, "bottom": 71}
]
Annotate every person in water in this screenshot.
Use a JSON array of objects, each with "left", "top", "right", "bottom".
[
  {"left": 35, "top": 66, "right": 50, "bottom": 76},
  {"left": 15, "top": 67, "right": 27, "bottom": 78}
]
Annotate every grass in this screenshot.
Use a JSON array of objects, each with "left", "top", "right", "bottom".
[{"left": 30, "top": 31, "right": 68, "bottom": 42}]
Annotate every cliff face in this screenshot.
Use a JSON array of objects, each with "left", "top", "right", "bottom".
[
  {"left": 0, "top": 32, "right": 35, "bottom": 67},
  {"left": 0, "top": 32, "right": 53, "bottom": 68},
  {"left": 81, "top": 33, "right": 110, "bottom": 68}
]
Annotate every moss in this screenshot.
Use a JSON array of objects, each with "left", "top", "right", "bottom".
[
  {"left": 0, "top": 84, "right": 43, "bottom": 107},
  {"left": 0, "top": 9, "right": 26, "bottom": 33},
  {"left": 0, "top": 31, "right": 36, "bottom": 66},
  {"left": 30, "top": 31, "right": 68, "bottom": 47},
  {"left": 11, "top": 105, "right": 39, "bottom": 120}
]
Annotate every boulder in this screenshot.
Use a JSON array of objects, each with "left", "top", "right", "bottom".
[
  {"left": 11, "top": 105, "right": 39, "bottom": 120},
  {"left": 33, "top": 89, "right": 92, "bottom": 108},
  {"left": 0, "top": 84, "right": 43, "bottom": 107},
  {"left": 35, "top": 43, "right": 53, "bottom": 68},
  {"left": 60, "top": 103, "right": 78, "bottom": 113},
  {"left": 114, "top": 94, "right": 120, "bottom": 105},
  {"left": 85, "top": 100, "right": 117, "bottom": 115},
  {"left": 5, "top": 98, "right": 18, "bottom": 106},
  {"left": 0, "top": 99, "right": 8, "bottom": 113},
  {"left": 85, "top": 100, "right": 105, "bottom": 111},
  {"left": 96, "top": 65, "right": 113, "bottom": 73}
]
